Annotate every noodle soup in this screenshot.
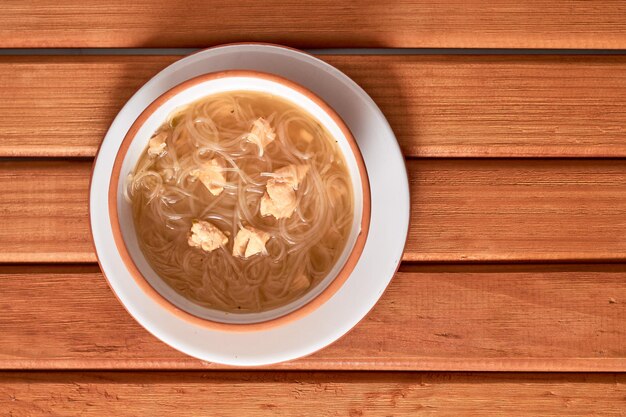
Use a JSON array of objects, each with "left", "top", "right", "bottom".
[{"left": 126, "top": 90, "right": 354, "bottom": 314}]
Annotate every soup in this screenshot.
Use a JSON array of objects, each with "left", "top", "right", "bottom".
[{"left": 126, "top": 91, "right": 354, "bottom": 313}]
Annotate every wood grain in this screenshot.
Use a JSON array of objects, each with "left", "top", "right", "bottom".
[
  {"left": 2, "top": 1, "right": 626, "bottom": 49},
  {"left": 3, "top": 159, "right": 626, "bottom": 263},
  {"left": 405, "top": 159, "right": 626, "bottom": 262},
  {"left": 2, "top": 55, "right": 626, "bottom": 157},
  {"left": 0, "top": 161, "right": 93, "bottom": 263},
  {"left": 2, "top": 372, "right": 626, "bottom": 416},
  {"left": 1, "top": 264, "right": 625, "bottom": 371}
]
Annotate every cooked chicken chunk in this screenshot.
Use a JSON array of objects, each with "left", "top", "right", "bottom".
[
  {"left": 244, "top": 117, "right": 276, "bottom": 156},
  {"left": 147, "top": 131, "right": 167, "bottom": 157},
  {"left": 260, "top": 164, "right": 310, "bottom": 219},
  {"left": 190, "top": 158, "right": 226, "bottom": 196},
  {"left": 232, "top": 226, "right": 271, "bottom": 258},
  {"left": 187, "top": 220, "right": 228, "bottom": 253},
  {"left": 273, "top": 164, "right": 309, "bottom": 188}
]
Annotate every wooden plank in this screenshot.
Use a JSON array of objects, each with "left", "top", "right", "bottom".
[
  {"left": 0, "top": 161, "right": 93, "bottom": 263},
  {"left": 406, "top": 159, "right": 626, "bottom": 262},
  {"left": 3, "top": 159, "right": 626, "bottom": 263},
  {"left": 0, "top": 56, "right": 176, "bottom": 158},
  {"left": 3, "top": 1, "right": 626, "bottom": 49},
  {"left": 1, "top": 264, "right": 626, "bottom": 371},
  {"left": 2, "top": 55, "right": 626, "bottom": 158},
  {"left": 1, "top": 372, "right": 625, "bottom": 416}
]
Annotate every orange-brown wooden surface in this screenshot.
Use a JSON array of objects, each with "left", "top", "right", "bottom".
[
  {"left": 3, "top": 160, "right": 626, "bottom": 264},
  {"left": 2, "top": 1, "right": 626, "bottom": 49},
  {"left": 3, "top": 55, "right": 626, "bottom": 158},
  {"left": 0, "top": 161, "right": 93, "bottom": 263},
  {"left": 1, "top": 265, "right": 625, "bottom": 371},
  {"left": 2, "top": 372, "right": 626, "bottom": 416},
  {"left": 3, "top": 3, "right": 626, "bottom": 411}
]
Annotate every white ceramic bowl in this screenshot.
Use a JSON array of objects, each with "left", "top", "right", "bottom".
[
  {"left": 107, "top": 70, "right": 371, "bottom": 332},
  {"left": 91, "top": 43, "right": 408, "bottom": 366}
]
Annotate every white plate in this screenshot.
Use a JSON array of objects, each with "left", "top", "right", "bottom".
[{"left": 90, "top": 44, "right": 410, "bottom": 366}]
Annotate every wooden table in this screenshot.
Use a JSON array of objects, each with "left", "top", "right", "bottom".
[{"left": 2, "top": 2, "right": 626, "bottom": 415}]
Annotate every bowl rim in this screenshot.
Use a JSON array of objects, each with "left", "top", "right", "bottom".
[{"left": 107, "top": 69, "right": 372, "bottom": 332}]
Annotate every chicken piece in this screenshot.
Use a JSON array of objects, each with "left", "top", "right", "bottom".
[
  {"left": 232, "top": 226, "right": 271, "bottom": 258},
  {"left": 260, "top": 181, "right": 297, "bottom": 219},
  {"left": 187, "top": 220, "right": 228, "bottom": 253},
  {"left": 260, "top": 164, "right": 310, "bottom": 219},
  {"left": 273, "top": 164, "right": 309, "bottom": 189},
  {"left": 244, "top": 117, "right": 276, "bottom": 156},
  {"left": 147, "top": 131, "right": 167, "bottom": 157},
  {"left": 289, "top": 274, "right": 311, "bottom": 294},
  {"left": 190, "top": 158, "right": 226, "bottom": 196}
]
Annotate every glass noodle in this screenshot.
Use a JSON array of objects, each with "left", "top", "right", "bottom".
[{"left": 126, "top": 91, "right": 353, "bottom": 313}]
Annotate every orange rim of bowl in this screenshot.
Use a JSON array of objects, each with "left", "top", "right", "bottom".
[{"left": 108, "top": 69, "right": 371, "bottom": 332}]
